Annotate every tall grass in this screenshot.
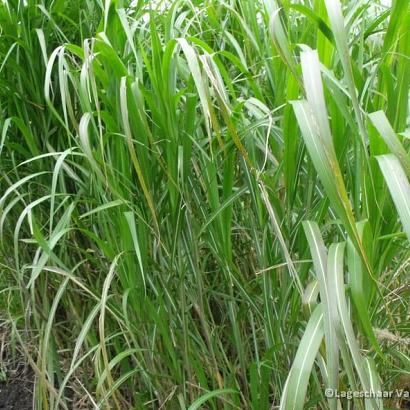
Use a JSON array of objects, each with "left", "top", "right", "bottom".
[{"left": 0, "top": 0, "right": 409, "bottom": 409}]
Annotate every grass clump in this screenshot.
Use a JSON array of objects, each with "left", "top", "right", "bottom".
[{"left": 0, "top": 0, "right": 409, "bottom": 409}]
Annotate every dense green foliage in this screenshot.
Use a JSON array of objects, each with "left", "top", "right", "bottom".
[{"left": 0, "top": 0, "right": 409, "bottom": 409}]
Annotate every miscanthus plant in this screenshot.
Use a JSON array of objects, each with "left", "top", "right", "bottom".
[{"left": 0, "top": 0, "right": 409, "bottom": 409}]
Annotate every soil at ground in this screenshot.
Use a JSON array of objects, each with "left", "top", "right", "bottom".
[{"left": 0, "top": 373, "right": 33, "bottom": 410}]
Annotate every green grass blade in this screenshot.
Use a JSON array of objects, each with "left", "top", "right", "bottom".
[
  {"left": 369, "top": 110, "right": 410, "bottom": 179},
  {"left": 377, "top": 154, "right": 410, "bottom": 241},
  {"left": 280, "top": 304, "right": 324, "bottom": 410},
  {"left": 187, "top": 388, "right": 238, "bottom": 410},
  {"left": 303, "top": 221, "right": 338, "bottom": 410}
]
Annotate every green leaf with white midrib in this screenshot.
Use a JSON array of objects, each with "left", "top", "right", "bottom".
[
  {"left": 300, "top": 50, "right": 334, "bottom": 154},
  {"left": 280, "top": 304, "right": 324, "bottom": 410},
  {"left": 377, "top": 154, "right": 410, "bottom": 242},
  {"left": 369, "top": 111, "right": 410, "bottom": 179},
  {"left": 124, "top": 211, "right": 146, "bottom": 296},
  {"left": 292, "top": 100, "right": 349, "bottom": 228},
  {"left": 364, "top": 357, "right": 384, "bottom": 410},
  {"left": 324, "top": 0, "right": 368, "bottom": 150},
  {"left": 347, "top": 220, "right": 382, "bottom": 356},
  {"left": 268, "top": 7, "right": 299, "bottom": 82},
  {"left": 303, "top": 221, "right": 338, "bottom": 410},
  {"left": 328, "top": 243, "right": 378, "bottom": 410},
  {"left": 294, "top": 49, "right": 373, "bottom": 280}
]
